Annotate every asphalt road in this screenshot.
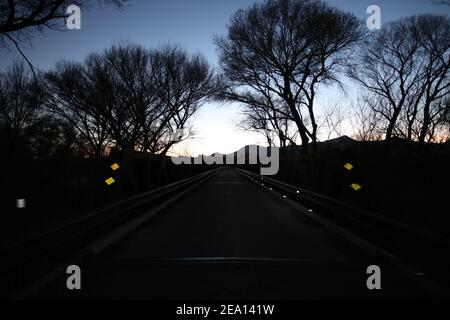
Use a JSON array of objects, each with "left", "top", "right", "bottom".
[{"left": 42, "top": 168, "right": 430, "bottom": 299}]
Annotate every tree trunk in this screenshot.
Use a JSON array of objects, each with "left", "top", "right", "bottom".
[
  {"left": 419, "top": 101, "right": 431, "bottom": 143},
  {"left": 385, "top": 107, "right": 402, "bottom": 140}
]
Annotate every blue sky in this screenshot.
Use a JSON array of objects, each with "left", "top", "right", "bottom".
[{"left": 1, "top": 0, "right": 449, "bottom": 155}]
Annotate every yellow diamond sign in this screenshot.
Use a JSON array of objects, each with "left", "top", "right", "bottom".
[
  {"left": 351, "top": 183, "right": 362, "bottom": 191},
  {"left": 344, "top": 163, "right": 354, "bottom": 171},
  {"left": 110, "top": 163, "right": 120, "bottom": 171},
  {"left": 105, "top": 177, "right": 115, "bottom": 185}
]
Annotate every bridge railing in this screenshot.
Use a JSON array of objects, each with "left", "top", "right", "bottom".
[
  {"left": 237, "top": 168, "right": 450, "bottom": 281},
  {"left": 1, "top": 167, "right": 222, "bottom": 296}
]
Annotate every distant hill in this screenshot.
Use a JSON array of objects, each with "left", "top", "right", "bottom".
[
  {"left": 222, "top": 135, "right": 357, "bottom": 158},
  {"left": 171, "top": 135, "right": 450, "bottom": 161}
]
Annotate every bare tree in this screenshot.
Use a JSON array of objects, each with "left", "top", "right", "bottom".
[
  {"left": 0, "top": 61, "right": 69, "bottom": 159},
  {"left": 349, "top": 14, "right": 450, "bottom": 143},
  {"left": 147, "top": 45, "right": 219, "bottom": 155},
  {"left": 101, "top": 44, "right": 157, "bottom": 152},
  {"left": 45, "top": 43, "right": 218, "bottom": 157},
  {"left": 238, "top": 105, "right": 277, "bottom": 147},
  {"left": 319, "top": 101, "right": 346, "bottom": 140},
  {"left": 46, "top": 60, "right": 111, "bottom": 158},
  {"left": 46, "top": 44, "right": 157, "bottom": 156},
  {"left": 415, "top": 15, "right": 450, "bottom": 143},
  {"left": 238, "top": 99, "right": 298, "bottom": 148},
  {"left": 348, "top": 17, "right": 423, "bottom": 140},
  {"left": 0, "top": 62, "right": 44, "bottom": 133},
  {"left": 350, "top": 96, "right": 384, "bottom": 142},
  {"left": 440, "top": 98, "right": 450, "bottom": 142},
  {"left": 215, "top": 0, "right": 361, "bottom": 153},
  {"left": 0, "top": 0, "right": 127, "bottom": 36},
  {"left": 0, "top": 0, "right": 128, "bottom": 72},
  {"left": 443, "top": 98, "right": 450, "bottom": 126}
]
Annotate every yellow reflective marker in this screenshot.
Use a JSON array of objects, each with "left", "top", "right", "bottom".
[
  {"left": 344, "top": 163, "right": 354, "bottom": 171},
  {"left": 351, "top": 183, "right": 362, "bottom": 191},
  {"left": 110, "top": 163, "right": 120, "bottom": 171},
  {"left": 105, "top": 177, "right": 115, "bottom": 185}
]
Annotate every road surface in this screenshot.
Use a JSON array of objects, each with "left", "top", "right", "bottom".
[{"left": 41, "top": 168, "right": 429, "bottom": 299}]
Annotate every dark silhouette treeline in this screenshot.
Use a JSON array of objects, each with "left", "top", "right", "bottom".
[
  {"left": 0, "top": 44, "right": 219, "bottom": 161},
  {"left": 1, "top": 0, "right": 448, "bottom": 162}
]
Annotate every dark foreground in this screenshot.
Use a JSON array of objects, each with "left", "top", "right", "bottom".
[{"left": 33, "top": 169, "right": 432, "bottom": 299}]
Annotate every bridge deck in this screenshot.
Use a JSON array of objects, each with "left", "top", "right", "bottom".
[{"left": 40, "top": 168, "right": 429, "bottom": 299}]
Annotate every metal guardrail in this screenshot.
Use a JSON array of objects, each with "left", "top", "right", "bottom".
[
  {"left": 237, "top": 168, "right": 450, "bottom": 277},
  {"left": 1, "top": 167, "right": 222, "bottom": 296}
]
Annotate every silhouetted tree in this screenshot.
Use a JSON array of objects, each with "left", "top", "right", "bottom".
[
  {"left": 238, "top": 100, "right": 297, "bottom": 148},
  {"left": 442, "top": 99, "right": 450, "bottom": 142},
  {"left": 215, "top": 0, "right": 361, "bottom": 153},
  {"left": 0, "top": 0, "right": 128, "bottom": 72},
  {"left": 147, "top": 45, "right": 219, "bottom": 155},
  {"left": 101, "top": 44, "right": 218, "bottom": 155},
  {"left": 443, "top": 98, "right": 450, "bottom": 125},
  {"left": 415, "top": 15, "right": 450, "bottom": 142},
  {"left": 319, "top": 101, "right": 346, "bottom": 140},
  {"left": 350, "top": 96, "right": 383, "bottom": 142},
  {"left": 349, "top": 14, "right": 450, "bottom": 142},
  {"left": 45, "top": 43, "right": 218, "bottom": 157},
  {"left": 46, "top": 59, "right": 111, "bottom": 158},
  {"left": 0, "top": 61, "right": 68, "bottom": 160},
  {"left": 101, "top": 44, "right": 156, "bottom": 152}
]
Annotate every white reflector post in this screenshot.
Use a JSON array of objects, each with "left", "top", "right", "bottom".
[{"left": 16, "top": 199, "right": 26, "bottom": 209}]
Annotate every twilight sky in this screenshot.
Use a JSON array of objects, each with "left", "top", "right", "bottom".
[{"left": 1, "top": 0, "right": 449, "bottom": 155}]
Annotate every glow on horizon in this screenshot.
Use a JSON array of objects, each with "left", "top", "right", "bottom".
[
  {"left": 168, "top": 88, "right": 356, "bottom": 157},
  {"left": 168, "top": 102, "right": 267, "bottom": 157}
]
